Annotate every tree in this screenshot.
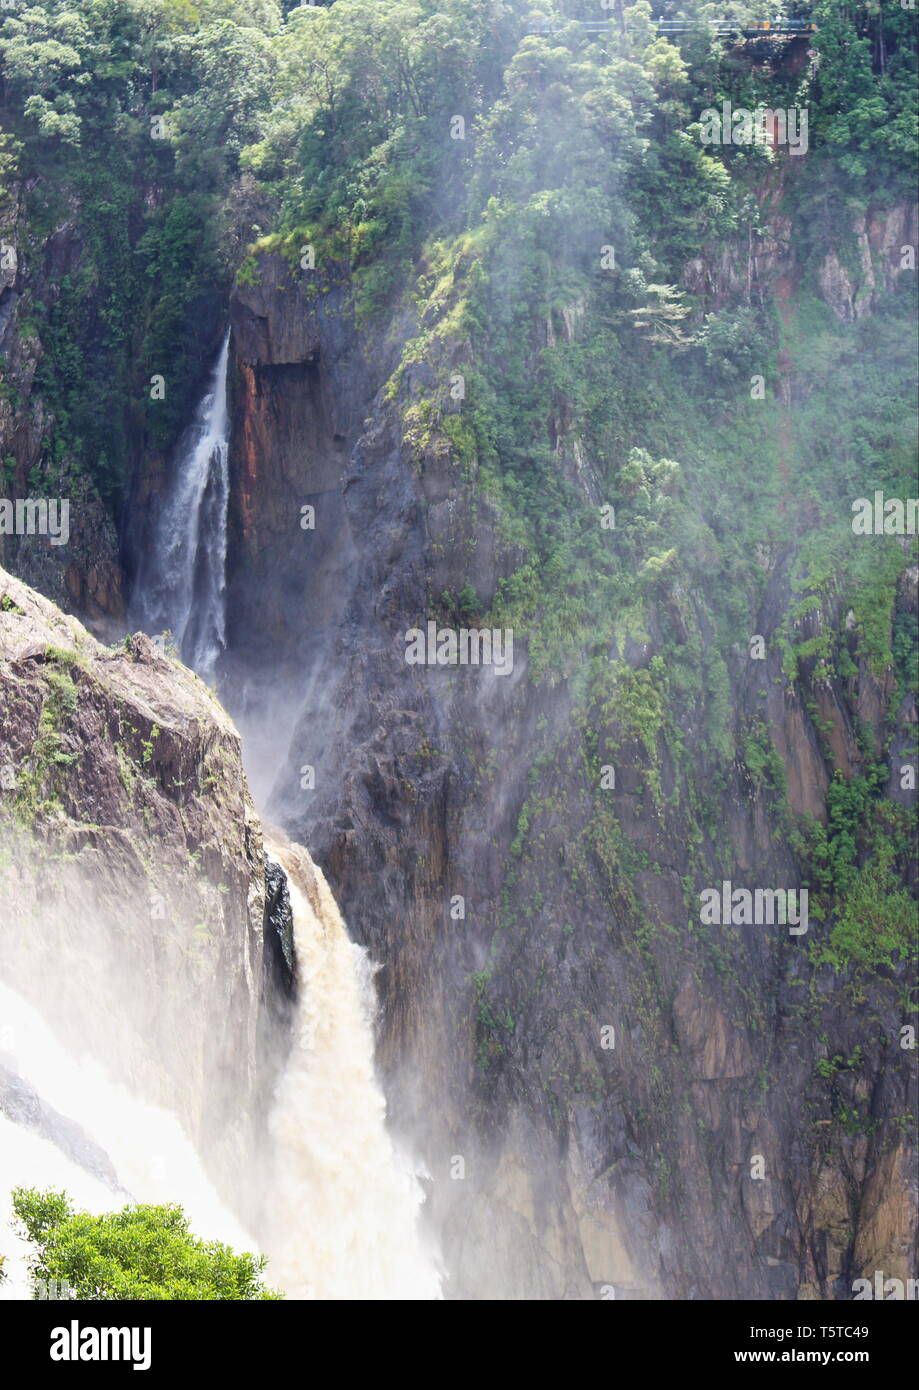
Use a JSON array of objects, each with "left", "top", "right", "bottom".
[{"left": 13, "top": 1188, "right": 282, "bottom": 1300}]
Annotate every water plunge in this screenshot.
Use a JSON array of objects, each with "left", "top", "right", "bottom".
[
  {"left": 2, "top": 332, "right": 441, "bottom": 1299},
  {"left": 0, "top": 861, "right": 442, "bottom": 1299},
  {"left": 132, "top": 331, "right": 231, "bottom": 684},
  {"left": 265, "top": 846, "right": 442, "bottom": 1299}
]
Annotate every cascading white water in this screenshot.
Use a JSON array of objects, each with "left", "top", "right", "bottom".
[
  {"left": 0, "top": 981, "right": 254, "bottom": 1300},
  {"left": 266, "top": 852, "right": 443, "bottom": 1300},
  {"left": 0, "top": 866, "right": 442, "bottom": 1301},
  {"left": 134, "top": 331, "right": 231, "bottom": 683},
  {"left": 1, "top": 330, "right": 442, "bottom": 1300}
]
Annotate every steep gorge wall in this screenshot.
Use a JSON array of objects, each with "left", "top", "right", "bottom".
[
  {"left": 221, "top": 202, "right": 918, "bottom": 1299},
  {"left": 0, "top": 174, "right": 228, "bottom": 642},
  {"left": 226, "top": 260, "right": 369, "bottom": 675},
  {"left": 0, "top": 190, "right": 124, "bottom": 630},
  {"left": 1, "top": 132, "right": 914, "bottom": 1301}
]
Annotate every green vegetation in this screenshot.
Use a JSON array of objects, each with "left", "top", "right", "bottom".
[
  {"left": 13, "top": 650, "right": 81, "bottom": 824},
  {"left": 1, "top": 0, "right": 916, "bottom": 1162},
  {"left": 12, "top": 1187, "right": 282, "bottom": 1300},
  {"left": 2, "top": 0, "right": 914, "bottom": 513},
  {"left": 0, "top": 0, "right": 274, "bottom": 499},
  {"left": 793, "top": 769, "right": 918, "bottom": 977}
]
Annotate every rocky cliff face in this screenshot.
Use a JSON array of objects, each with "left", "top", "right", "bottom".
[
  {"left": 0, "top": 190, "right": 124, "bottom": 631},
  {"left": 0, "top": 565, "right": 292, "bottom": 1229},
  {"left": 220, "top": 256, "right": 384, "bottom": 797},
  {"left": 220, "top": 205, "right": 918, "bottom": 1299}
]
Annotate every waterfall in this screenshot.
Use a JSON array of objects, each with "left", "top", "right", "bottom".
[
  {"left": 133, "top": 331, "right": 231, "bottom": 683},
  {"left": 1, "top": 330, "right": 442, "bottom": 1300},
  {"left": 0, "top": 852, "right": 442, "bottom": 1300},
  {"left": 265, "top": 847, "right": 443, "bottom": 1300}
]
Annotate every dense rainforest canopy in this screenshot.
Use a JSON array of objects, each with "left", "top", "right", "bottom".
[{"left": 0, "top": 0, "right": 915, "bottom": 482}]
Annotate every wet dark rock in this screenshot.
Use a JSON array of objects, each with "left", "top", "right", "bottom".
[{"left": 264, "top": 852, "right": 296, "bottom": 996}]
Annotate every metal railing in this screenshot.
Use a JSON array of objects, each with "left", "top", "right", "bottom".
[{"left": 529, "top": 18, "right": 817, "bottom": 38}]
